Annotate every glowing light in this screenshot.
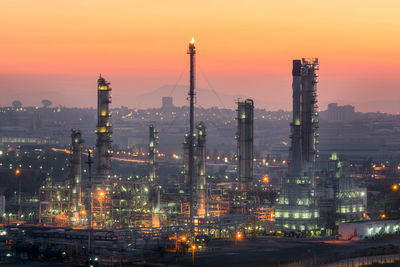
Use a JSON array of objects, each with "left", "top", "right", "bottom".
[
  {"left": 380, "top": 213, "right": 387, "bottom": 219},
  {"left": 236, "top": 232, "right": 242, "bottom": 239},
  {"left": 15, "top": 169, "right": 21, "bottom": 175},
  {"left": 80, "top": 210, "right": 86, "bottom": 215},
  {"left": 190, "top": 37, "right": 195, "bottom": 45},
  {"left": 393, "top": 184, "right": 398, "bottom": 191},
  {"left": 181, "top": 236, "right": 187, "bottom": 241},
  {"left": 262, "top": 175, "right": 269, "bottom": 183}
]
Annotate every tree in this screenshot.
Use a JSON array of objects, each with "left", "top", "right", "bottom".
[
  {"left": 12, "top": 100, "right": 22, "bottom": 108},
  {"left": 41, "top": 99, "right": 52, "bottom": 108}
]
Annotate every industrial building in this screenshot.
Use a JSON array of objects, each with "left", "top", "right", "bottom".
[{"left": 23, "top": 47, "right": 373, "bottom": 267}]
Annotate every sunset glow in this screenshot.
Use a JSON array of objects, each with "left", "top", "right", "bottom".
[{"left": 1, "top": 0, "right": 399, "bottom": 112}]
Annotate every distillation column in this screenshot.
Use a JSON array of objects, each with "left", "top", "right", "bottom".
[
  {"left": 195, "top": 122, "right": 206, "bottom": 218},
  {"left": 274, "top": 59, "right": 320, "bottom": 233},
  {"left": 69, "top": 130, "right": 83, "bottom": 225},
  {"left": 300, "top": 58, "right": 319, "bottom": 173},
  {"left": 69, "top": 130, "right": 84, "bottom": 225},
  {"left": 288, "top": 60, "right": 303, "bottom": 177},
  {"left": 236, "top": 99, "right": 254, "bottom": 191},
  {"left": 96, "top": 75, "right": 113, "bottom": 182},
  {"left": 149, "top": 124, "right": 160, "bottom": 227},
  {"left": 149, "top": 124, "right": 158, "bottom": 182}
]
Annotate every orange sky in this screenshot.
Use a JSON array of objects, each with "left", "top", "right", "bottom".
[{"left": 1, "top": 0, "right": 400, "bottom": 112}]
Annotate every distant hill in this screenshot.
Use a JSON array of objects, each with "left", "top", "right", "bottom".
[{"left": 129, "top": 84, "right": 267, "bottom": 109}]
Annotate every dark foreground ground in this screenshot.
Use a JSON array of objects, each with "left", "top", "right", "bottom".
[
  {"left": 2, "top": 237, "right": 400, "bottom": 266},
  {"left": 152, "top": 237, "right": 400, "bottom": 266}
]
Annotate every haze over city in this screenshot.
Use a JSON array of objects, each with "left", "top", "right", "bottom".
[{"left": 1, "top": 0, "right": 400, "bottom": 112}]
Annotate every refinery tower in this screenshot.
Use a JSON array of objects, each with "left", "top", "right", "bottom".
[
  {"left": 236, "top": 99, "right": 254, "bottom": 191},
  {"left": 69, "top": 129, "right": 84, "bottom": 225},
  {"left": 275, "top": 58, "right": 320, "bottom": 232},
  {"left": 96, "top": 75, "right": 113, "bottom": 181}
]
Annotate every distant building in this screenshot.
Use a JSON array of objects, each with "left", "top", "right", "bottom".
[
  {"left": 162, "top": 96, "right": 174, "bottom": 110},
  {"left": 326, "top": 103, "right": 355, "bottom": 122}
]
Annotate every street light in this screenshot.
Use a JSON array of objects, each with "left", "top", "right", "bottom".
[
  {"left": 392, "top": 184, "right": 398, "bottom": 191},
  {"left": 192, "top": 245, "right": 196, "bottom": 266}
]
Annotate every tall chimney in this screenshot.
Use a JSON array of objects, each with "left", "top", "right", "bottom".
[{"left": 187, "top": 38, "right": 196, "bottom": 221}]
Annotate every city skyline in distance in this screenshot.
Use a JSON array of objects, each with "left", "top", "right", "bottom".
[{"left": 0, "top": 77, "right": 398, "bottom": 114}]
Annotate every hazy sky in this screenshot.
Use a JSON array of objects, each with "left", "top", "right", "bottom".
[{"left": 1, "top": 0, "right": 399, "bottom": 112}]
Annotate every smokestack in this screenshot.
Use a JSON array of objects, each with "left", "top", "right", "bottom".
[
  {"left": 236, "top": 99, "right": 254, "bottom": 191},
  {"left": 96, "top": 75, "right": 112, "bottom": 181},
  {"left": 69, "top": 129, "right": 83, "bottom": 225},
  {"left": 187, "top": 38, "right": 196, "bottom": 221},
  {"left": 288, "top": 60, "right": 303, "bottom": 177},
  {"left": 195, "top": 122, "right": 206, "bottom": 218}
]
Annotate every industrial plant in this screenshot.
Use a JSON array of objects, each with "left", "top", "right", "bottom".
[{"left": 0, "top": 40, "right": 389, "bottom": 266}]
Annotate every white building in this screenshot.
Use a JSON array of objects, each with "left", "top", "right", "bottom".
[{"left": 339, "top": 220, "right": 400, "bottom": 240}]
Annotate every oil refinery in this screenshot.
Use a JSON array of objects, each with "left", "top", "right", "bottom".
[{"left": 0, "top": 40, "right": 390, "bottom": 267}]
